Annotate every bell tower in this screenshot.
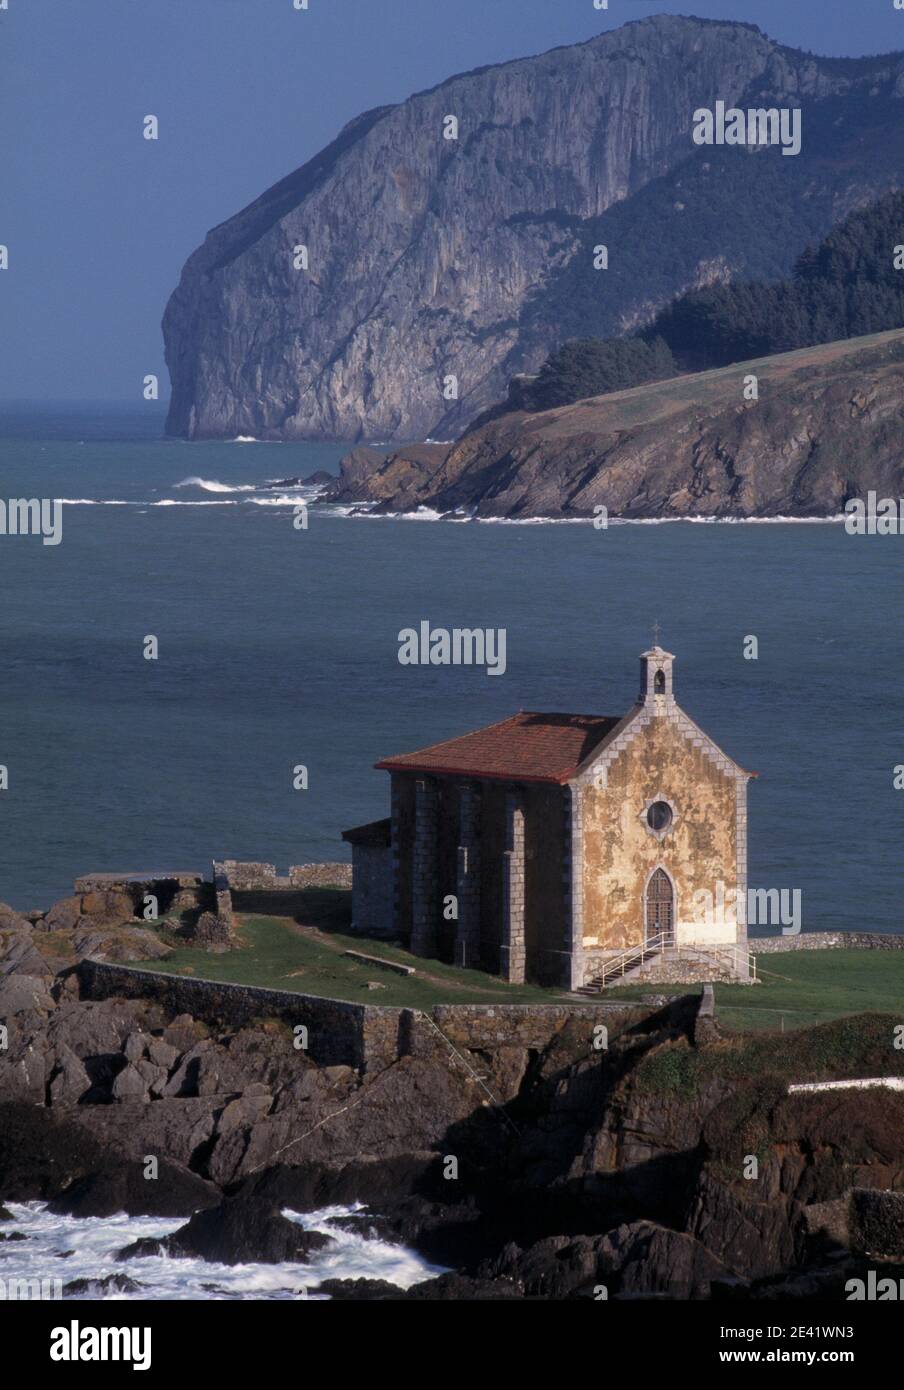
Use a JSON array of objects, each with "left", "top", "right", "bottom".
[{"left": 639, "top": 643, "right": 675, "bottom": 712}]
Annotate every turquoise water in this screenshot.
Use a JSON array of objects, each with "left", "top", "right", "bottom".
[{"left": 0, "top": 406, "right": 902, "bottom": 936}]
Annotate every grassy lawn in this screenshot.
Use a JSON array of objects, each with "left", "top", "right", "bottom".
[
  {"left": 605, "top": 949, "right": 904, "bottom": 1033},
  {"left": 123, "top": 893, "right": 904, "bottom": 1026},
  {"left": 144, "top": 907, "right": 572, "bottom": 1009},
  {"left": 634, "top": 1012, "right": 904, "bottom": 1113}
]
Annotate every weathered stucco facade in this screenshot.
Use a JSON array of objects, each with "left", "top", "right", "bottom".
[
  {"left": 579, "top": 717, "right": 741, "bottom": 950},
  {"left": 572, "top": 648, "right": 751, "bottom": 989},
  {"left": 344, "top": 646, "right": 754, "bottom": 990}
]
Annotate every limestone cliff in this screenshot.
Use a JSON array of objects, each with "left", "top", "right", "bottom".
[
  {"left": 323, "top": 329, "right": 904, "bottom": 519},
  {"left": 163, "top": 16, "right": 904, "bottom": 442}
]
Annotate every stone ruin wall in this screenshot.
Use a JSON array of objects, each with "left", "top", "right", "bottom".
[
  {"left": 750, "top": 932, "right": 904, "bottom": 953},
  {"left": 77, "top": 959, "right": 661, "bottom": 1076},
  {"left": 216, "top": 860, "right": 352, "bottom": 920},
  {"left": 218, "top": 860, "right": 352, "bottom": 891}
]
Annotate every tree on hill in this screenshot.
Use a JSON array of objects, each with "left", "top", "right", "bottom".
[
  {"left": 652, "top": 191, "right": 904, "bottom": 369},
  {"left": 516, "top": 337, "right": 677, "bottom": 412},
  {"left": 520, "top": 191, "right": 904, "bottom": 410}
]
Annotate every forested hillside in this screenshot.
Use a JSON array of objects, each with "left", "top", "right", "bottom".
[{"left": 512, "top": 192, "right": 904, "bottom": 413}]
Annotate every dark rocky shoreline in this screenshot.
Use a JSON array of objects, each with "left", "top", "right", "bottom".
[
  {"left": 3, "top": 898, "right": 904, "bottom": 1300},
  {"left": 322, "top": 330, "right": 904, "bottom": 522}
]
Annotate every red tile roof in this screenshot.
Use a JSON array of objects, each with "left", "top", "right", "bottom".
[{"left": 375, "top": 711, "right": 622, "bottom": 784}]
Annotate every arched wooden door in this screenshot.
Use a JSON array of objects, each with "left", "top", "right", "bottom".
[{"left": 645, "top": 868, "right": 674, "bottom": 946}]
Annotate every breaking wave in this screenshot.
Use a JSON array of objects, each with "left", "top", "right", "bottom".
[
  {"left": 50, "top": 492, "right": 849, "bottom": 526},
  {"left": 0, "top": 1201, "right": 446, "bottom": 1301},
  {"left": 319, "top": 503, "right": 848, "bottom": 526},
  {"left": 173, "top": 476, "right": 259, "bottom": 493}
]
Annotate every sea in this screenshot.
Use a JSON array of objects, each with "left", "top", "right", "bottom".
[
  {"left": 0, "top": 403, "right": 903, "bottom": 939},
  {"left": 0, "top": 1200, "right": 445, "bottom": 1300}
]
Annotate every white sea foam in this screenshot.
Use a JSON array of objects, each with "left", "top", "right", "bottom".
[
  {"left": 632, "top": 513, "right": 847, "bottom": 526},
  {"left": 318, "top": 504, "right": 444, "bottom": 521},
  {"left": 247, "top": 491, "right": 320, "bottom": 506},
  {"left": 475, "top": 515, "right": 760, "bottom": 526},
  {"left": 393, "top": 506, "right": 445, "bottom": 522},
  {"left": 174, "top": 476, "right": 258, "bottom": 493},
  {"left": 45, "top": 494, "right": 851, "bottom": 526},
  {"left": 469, "top": 512, "right": 847, "bottom": 526},
  {"left": 473, "top": 515, "right": 589, "bottom": 526},
  {"left": 0, "top": 1201, "right": 445, "bottom": 1302}
]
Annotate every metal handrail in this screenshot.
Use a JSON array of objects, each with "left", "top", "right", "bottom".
[
  {"left": 588, "top": 936, "right": 758, "bottom": 991},
  {"left": 597, "top": 931, "right": 668, "bottom": 986},
  {"left": 671, "top": 940, "right": 759, "bottom": 983},
  {"left": 704, "top": 942, "right": 758, "bottom": 982}
]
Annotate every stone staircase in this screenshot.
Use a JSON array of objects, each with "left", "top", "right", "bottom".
[
  {"left": 578, "top": 932, "right": 668, "bottom": 994},
  {"left": 579, "top": 939, "right": 757, "bottom": 993}
]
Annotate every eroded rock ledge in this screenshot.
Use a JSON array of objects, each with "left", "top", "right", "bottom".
[
  {"left": 2, "top": 945, "right": 904, "bottom": 1298},
  {"left": 323, "top": 331, "right": 904, "bottom": 520}
]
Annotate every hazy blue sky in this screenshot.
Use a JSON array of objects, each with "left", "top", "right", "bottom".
[{"left": 3, "top": 0, "right": 903, "bottom": 403}]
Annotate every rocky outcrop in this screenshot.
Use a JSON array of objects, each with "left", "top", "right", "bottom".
[
  {"left": 119, "top": 1194, "right": 334, "bottom": 1266},
  {"left": 323, "top": 329, "right": 904, "bottom": 518},
  {"left": 0, "top": 885, "right": 174, "bottom": 981},
  {"left": 481, "top": 1223, "right": 734, "bottom": 1299},
  {"left": 63, "top": 1274, "right": 142, "bottom": 1297},
  {"left": 0, "top": 903, "right": 35, "bottom": 934},
  {"left": 48, "top": 1158, "right": 219, "bottom": 1219},
  {"left": 2, "top": 960, "right": 904, "bottom": 1296},
  {"left": 0, "top": 973, "right": 55, "bottom": 1020},
  {"left": 0, "top": 935, "right": 54, "bottom": 979},
  {"left": 162, "top": 16, "right": 904, "bottom": 443}
]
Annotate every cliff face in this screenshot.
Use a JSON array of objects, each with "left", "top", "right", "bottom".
[
  {"left": 162, "top": 16, "right": 904, "bottom": 442},
  {"left": 323, "top": 329, "right": 904, "bottom": 518}
]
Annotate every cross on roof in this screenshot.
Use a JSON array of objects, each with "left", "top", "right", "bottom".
[{"left": 652, "top": 620, "right": 661, "bottom": 647}]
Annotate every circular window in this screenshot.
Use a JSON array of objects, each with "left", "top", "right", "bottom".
[{"left": 646, "top": 801, "right": 673, "bottom": 833}]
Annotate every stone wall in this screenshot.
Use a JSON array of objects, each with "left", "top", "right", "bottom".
[
  {"left": 426, "top": 1000, "right": 652, "bottom": 1053},
  {"left": 630, "top": 947, "right": 749, "bottom": 985},
  {"left": 71, "top": 863, "right": 355, "bottom": 933},
  {"left": 750, "top": 932, "right": 904, "bottom": 953},
  {"left": 219, "top": 861, "right": 278, "bottom": 890},
  {"left": 583, "top": 944, "right": 749, "bottom": 988},
  {"left": 73, "top": 872, "right": 210, "bottom": 918},
  {"left": 289, "top": 863, "right": 353, "bottom": 889},
  {"left": 220, "top": 860, "right": 352, "bottom": 891},
  {"left": 211, "top": 862, "right": 233, "bottom": 926},
  {"left": 694, "top": 983, "right": 719, "bottom": 1044},
  {"left": 77, "top": 960, "right": 659, "bottom": 1077},
  {"left": 77, "top": 959, "right": 398, "bottom": 1072},
  {"left": 220, "top": 860, "right": 352, "bottom": 918}
]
